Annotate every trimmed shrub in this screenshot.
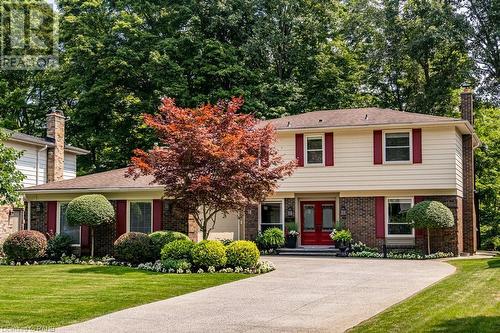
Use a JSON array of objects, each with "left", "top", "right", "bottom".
[
  {"left": 161, "top": 239, "right": 193, "bottom": 261},
  {"left": 113, "top": 232, "right": 152, "bottom": 264},
  {"left": 2, "top": 230, "right": 47, "bottom": 261},
  {"left": 66, "top": 194, "right": 115, "bottom": 228},
  {"left": 46, "top": 233, "right": 73, "bottom": 259},
  {"left": 406, "top": 200, "right": 455, "bottom": 254},
  {"left": 66, "top": 194, "right": 115, "bottom": 257},
  {"left": 149, "top": 231, "right": 190, "bottom": 259},
  {"left": 256, "top": 228, "right": 285, "bottom": 251},
  {"left": 406, "top": 200, "right": 455, "bottom": 229},
  {"left": 191, "top": 240, "right": 227, "bottom": 268},
  {"left": 226, "top": 240, "right": 260, "bottom": 268}
]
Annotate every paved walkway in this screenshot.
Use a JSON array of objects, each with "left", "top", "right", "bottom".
[{"left": 56, "top": 256, "right": 454, "bottom": 333}]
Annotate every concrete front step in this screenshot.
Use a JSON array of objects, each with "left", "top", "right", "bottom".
[{"left": 278, "top": 247, "right": 340, "bottom": 256}]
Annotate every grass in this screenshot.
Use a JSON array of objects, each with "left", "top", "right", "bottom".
[
  {"left": 349, "top": 258, "right": 500, "bottom": 333},
  {"left": 0, "top": 264, "right": 248, "bottom": 329}
]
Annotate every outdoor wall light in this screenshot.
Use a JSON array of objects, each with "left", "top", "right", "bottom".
[
  {"left": 287, "top": 206, "right": 294, "bottom": 217},
  {"left": 340, "top": 206, "right": 347, "bottom": 217}
]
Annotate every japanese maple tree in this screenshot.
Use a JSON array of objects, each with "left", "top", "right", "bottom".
[{"left": 128, "top": 97, "right": 296, "bottom": 239}]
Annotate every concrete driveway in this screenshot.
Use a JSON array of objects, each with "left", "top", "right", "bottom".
[{"left": 58, "top": 256, "right": 455, "bottom": 333}]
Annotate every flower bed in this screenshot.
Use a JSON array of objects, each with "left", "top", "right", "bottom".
[
  {"left": 0, "top": 253, "right": 276, "bottom": 274},
  {"left": 349, "top": 250, "right": 454, "bottom": 260}
]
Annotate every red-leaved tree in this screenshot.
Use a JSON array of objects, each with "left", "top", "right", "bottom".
[{"left": 128, "top": 97, "right": 296, "bottom": 239}]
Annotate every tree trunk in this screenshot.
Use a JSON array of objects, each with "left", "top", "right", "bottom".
[
  {"left": 426, "top": 227, "right": 430, "bottom": 255},
  {"left": 91, "top": 227, "right": 95, "bottom": 257}
]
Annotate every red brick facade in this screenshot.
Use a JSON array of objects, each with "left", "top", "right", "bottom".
[
  {"left": 339, "top": 195, "right": 464, "bottom": 255},
  {"left": 460, "top": 89, "right": 478, "bottom": 254},
  {"left": 28, "top": 199, "right": 192, "bottom": 257},
  {"left": 340, "top": 197, "right": 384, "bottom": 249}
]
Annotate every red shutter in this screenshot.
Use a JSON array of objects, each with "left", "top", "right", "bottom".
[
  {"left": 325, "top": 133, "right": 334, "bottom": 166},
  {"left": 295, "top": 133, "right": 304, "bottom": 167},
  {"left": 412, "top": 128, "right": 422, "bottom": 164},
  {"left": 81, "top": 226, "right": 90, "bottom": 248},
  {"left": 375, "top": 197, "right": 385, "bottom": 239},
  {"left": 414, "top": 196, "right": 425, "bottom": 238},
  {"left": 373, "top": 130, "right": 383, "bottom": 164},
  {"left": 47, "top": 201, "right": 57, "bottom": 235},
  {"left": 153, "top": 199, "right": 163, "bottom": 232},
  {"left": 116, "top": 200, "right": 127, "bottom": 238}
]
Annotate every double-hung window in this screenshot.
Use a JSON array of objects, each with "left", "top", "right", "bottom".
[
  {"left": 58, "top": 202, "right": 80, "bottom": 245},
  {"left": 128, "top": 201, "right": 153, "bottom": 234},
  {"left": 386, "top": 198, "right": 413, "bottom": 236},
  {"left": 384, "top": 131, "right": 411, "bottom": 162},
  {"left": 260, "top": 202, "right": 283, "bottom": 232},
  {"left": 306, "top": 135, "right": 324, "bottom": 165}
]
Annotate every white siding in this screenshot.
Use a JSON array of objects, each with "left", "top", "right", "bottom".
[
  {"left": 64, "top": 153, "right": 77, "bottom": 179},
  {"left": 275, "top": 126, "right": 460, "bottom": 193},
  {"left": 455, "top": 130, "right": 463, "bottom": 197},
  {"left": 5, "top": 141, "right": 47, "bottom": 187}
]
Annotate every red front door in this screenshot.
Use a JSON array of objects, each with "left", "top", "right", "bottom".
[{"left": 301, "top": 201, "right": 335, "bottom": 245}]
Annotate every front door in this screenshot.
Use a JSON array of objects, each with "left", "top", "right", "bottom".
[{"left": 300, "top": 201, "right": 335, "bottom": 245}]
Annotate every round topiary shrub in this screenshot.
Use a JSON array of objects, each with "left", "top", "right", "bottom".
[
  {"left": 113, "top": 232, "right": 152, "bottom": 264},
  {"left": 161, "top": 239, "right": 193, "bottom": 261},
  {"left": 226, "top": 240, "right": 260, "bottom": 268},
  {"left": 66, "top": 194, "right": 115, "bottom": 257},
  {"left": 149, "top": 231, "right": 190, "bottom": 260},
  {"left": 406, "top": 200, "right": 455, "bottom": 254},
  {"left": 2, "top": 230, "right": 47, "bottom": 261},
  {"left": 191, "top": 240, "right": 227, "bottom": 269}
]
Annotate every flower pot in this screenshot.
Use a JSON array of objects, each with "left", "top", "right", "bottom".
[
  {"left": 336, "top": 241, "right": 350, "bottom": 257},
  {"left": 285, "top": 236, "right": 297, "bottom": 248}
]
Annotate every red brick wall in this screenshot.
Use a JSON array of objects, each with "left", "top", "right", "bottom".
[
  {"left": 340, "top": 197, "right": 384, "bottom": 249},
  {"left": 462, "top": 134, "right": 477, "bottom": 254},
  {"left": 340, "top": 195, "right": 462, "bottom": 254}
]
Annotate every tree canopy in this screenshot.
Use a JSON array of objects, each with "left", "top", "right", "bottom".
[
  {"left": 0, "top": 0, "right": 498, "bottom": 241},
  {"left": 0, "top": 130, "right": 25, "bottom": 205}
]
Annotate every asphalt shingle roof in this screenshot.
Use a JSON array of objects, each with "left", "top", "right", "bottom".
[{"left": 259, "top": 107, "right": 462, "bottom": 130}]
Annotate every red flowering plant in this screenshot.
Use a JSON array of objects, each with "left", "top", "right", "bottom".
[{"left": 128, "top": 97, "right": 296, "bottom": 239}]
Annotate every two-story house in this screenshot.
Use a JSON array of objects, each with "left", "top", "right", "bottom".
[
  {"left": 0, "top": 110, "right": 88, "bottom": 242},
  {"left": 21, "top": 89, "right": 479, "bottom": 256}
]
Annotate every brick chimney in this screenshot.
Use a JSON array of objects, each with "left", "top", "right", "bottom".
[
  {"left": 460, "top": 88, "right": 477, "bottom": 254},
  {"left": 46, "top": 108, "right": 65, "bottom": 182}
]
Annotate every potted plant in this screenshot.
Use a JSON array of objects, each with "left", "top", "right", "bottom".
[
  {"left": 330, "top": 229, "right": 352, "bottom": 257},
  {"left": 285, "top": 222, "right": 299, "bottom": 248}
]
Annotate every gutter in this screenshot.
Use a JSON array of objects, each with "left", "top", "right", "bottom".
[{"left": 21, "top": 186, "right": 165, "bottom": 195}]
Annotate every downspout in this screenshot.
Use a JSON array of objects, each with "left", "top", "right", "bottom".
[{"left": 36, "top": 145, "right": 48, "bottom": 185}]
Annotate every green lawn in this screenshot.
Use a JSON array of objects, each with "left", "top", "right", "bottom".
[
  {"left": 0, "top": 265, "right": 248, "bottom": 329},
  {"left": 349, "top": 258, "right": 500, "bottom": 333}
]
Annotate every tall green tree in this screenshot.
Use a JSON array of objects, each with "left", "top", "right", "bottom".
[
  {"left": 0, "top": 130, "right": 25, "bottom": 205},
  {"left": 475, "top": 104, "right": 500, "bottom": 249},
  {"left": 465, "top": 0, "right": 500, "bottom": 103}
]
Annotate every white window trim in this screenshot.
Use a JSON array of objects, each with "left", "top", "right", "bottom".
[
  {"left": 258, "top": 199, "right": 285, "bottom": 232},
  {"left": 383, "top": 129, "right": 412, "bottom": 164},
  {"left": 56, "top": 201, "right": 81, "bottom": 247},
  {"left": 385, "top": 197, "right": 414, "bottom": 238},
  {"left": 304, "top": 134, "right": 325, "bottom": 167},
  {"left": 126, "top": 200, "right": 154, "bottom": 233}
]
